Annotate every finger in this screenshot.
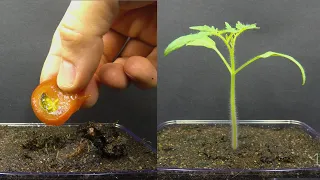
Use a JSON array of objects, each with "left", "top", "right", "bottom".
[
  {"left": 114, "top": 57, "right": 126, "bottom": 65},
  {"left": 120, "top": 39, "right": 154, "bottom": 57},
  {"left": 112, "top": 3, "right": 157, "bottom": 46},
  {"left": 119, "top": 1, "right": 155, "bottom": 10},
  {"left": 124, "top": 56, "right": 157, "bottom": 89},
  {"left": 102, "top": 30, "right": 128, "bottom": 63},
  {"left": 146, "top": 47, "right": 157, "bottom": 69},
  {"left": 40, "top": 30, "right": 62, "bottom": 83},
  {"left": 82, "top": 75, "right": 99, "bottom": 108},
  {"left": 56, "top": 0, "right": 119, "bottom": 92},
  {"left": 98, "top": 60, "right": 129, "bottom": 89}
]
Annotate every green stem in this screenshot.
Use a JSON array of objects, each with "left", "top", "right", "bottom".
[
  {"left": 214, "top": 47, "right": 232, "bottom": 73},
  {"left": 230, "top": 73, "right": 237, "bottom": 150},
  {"left": 229, "top": 41, "right": 238, "bottom": 150}
]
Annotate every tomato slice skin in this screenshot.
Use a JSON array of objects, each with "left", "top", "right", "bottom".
[{"left": 31, "top": 77, "right": 87, "bottom": 126}]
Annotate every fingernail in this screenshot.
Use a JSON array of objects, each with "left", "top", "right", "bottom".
[{"left": 58, "top": 60, "right": 76, "bottom": 88}]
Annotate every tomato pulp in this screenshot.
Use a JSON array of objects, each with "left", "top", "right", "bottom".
[{"left": 31, "top": 77, "right": 87, "bottom": 126}]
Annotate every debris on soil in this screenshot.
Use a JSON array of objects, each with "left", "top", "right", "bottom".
[
  {"left": 77, "top": 122, "right": 127, "bottom": 158},
  {"left": 0, "top": 122, "right": 156, "bottom": 172},
  {"left": 157, "top": 124, "right": 320, "bottom": 169}
]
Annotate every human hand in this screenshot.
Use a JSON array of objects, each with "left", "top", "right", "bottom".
[{"left": 40, "top": 0, "right": 157, "bottom": 108}]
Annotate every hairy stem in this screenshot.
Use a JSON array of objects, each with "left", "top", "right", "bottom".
[
  {"left": 229, "top": 39, "right": 238, "bottom": 150},
  {"left": 230, "top": 73, "right": 237, "bottom": 150}
]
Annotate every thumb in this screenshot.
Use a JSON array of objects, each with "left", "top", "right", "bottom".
[{"left": 47, "top": 0, "right": 119, "bottom": 92}]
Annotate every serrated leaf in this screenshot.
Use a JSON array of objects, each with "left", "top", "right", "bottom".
[
  {"left": 186, "top": 36, "right": 216, "bottom": 50},
  {"left": 189, "top": 25, "right": 211, "bottom": 31},
  {"left": 189, "top": 25, "right": 219, "bottom": 34},
  {"left": 235, "top": 21, "right": 245, "bottom": 30},
  {"left": 225, "top": 22, "right": 232, "bottom": 29},
  {"left": 164, "top": 32, "right": 211, "bottom": 56},
  {"left": 224, "top": 22, "right": 237, "bottom": 33},
  {"left": 235, "top": 21, "right": 259, "bottom": 31}
]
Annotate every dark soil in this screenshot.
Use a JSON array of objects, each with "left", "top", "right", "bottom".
[
  {"left": 0, "top": 122, "right": 156, "bottom": 173},
  {"left": 158, "top": 124, "right": 320, "bottom": 170}
]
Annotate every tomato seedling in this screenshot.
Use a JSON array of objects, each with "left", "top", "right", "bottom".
[{"left": 164, "top": 21, "right": 306, "bottom": 150}]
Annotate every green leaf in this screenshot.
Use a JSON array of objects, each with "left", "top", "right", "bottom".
[
  {"left": 225, "top": 22, "right": 232, "bottom": 29},
  {"left": 186, "top": 36, "right": 216, "bottom": 50},
  {"left": 186, "top": 36, "right": 232, "bottom": 73},
  {"left": 224, "top": 22, "right": 237, "bottom": 33},
  {"left": 236, "top": 51, "right": 306, "bottom": 85},
  {"left": 189, "top": 25, "right": 218, "bottom": 33},
  {"left": 163, "top": 31, "right": 232, "bottom": 72},
  {"left": 235, "top": 21, "right": 259, "bottom": 31},
  {"left": 164, "top": 32, "right": 211, "bottom": 56},
  {"left": 235, "top": 21, "right": 245, "bottom": 30}
]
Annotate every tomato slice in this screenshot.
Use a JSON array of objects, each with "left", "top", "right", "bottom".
[{"left": 31, "top": 77, "right": 88, "bottom": 126}]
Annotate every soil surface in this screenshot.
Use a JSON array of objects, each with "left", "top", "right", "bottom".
[
  {"left": 0, "top": 122, "right": 156, "bottom": 172},
  {"left": 158, "top": 124, "right": 320, "bottom": 170}
]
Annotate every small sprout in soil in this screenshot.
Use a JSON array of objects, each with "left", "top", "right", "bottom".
[{"left": 164, "top": 21, "right": 306, "bottom": 150}]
